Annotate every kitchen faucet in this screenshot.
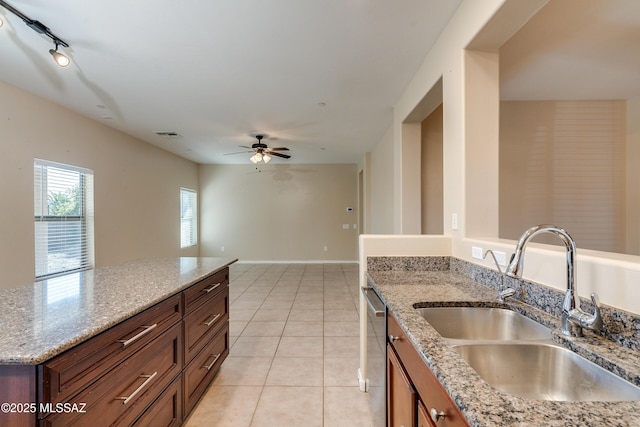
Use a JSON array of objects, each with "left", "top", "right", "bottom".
[{"left": 505, "top": 224, "right": 604, "bottom": 337}]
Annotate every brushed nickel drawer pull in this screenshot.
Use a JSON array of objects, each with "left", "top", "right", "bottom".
[
  {"left": 115, "top": 371, "right": 158, "bottom": 405},
  {"left": 203, "top": 313, "right": 222, "bottom": 327},
  {"left": 202, "top": 282, "right": 222, "bottom": 293},
  {"left": 202, "top": 353, "right": 221, "bottom": 371},
  {"left": 430, "top": 407, "right": 446, "bottom": 423},
  {"left": 118, "top": 324, "right": 158, "bottom": 347}
]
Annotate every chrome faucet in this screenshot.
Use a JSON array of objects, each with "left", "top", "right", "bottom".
[{"left": 505, "top": 224, "right": 604, "bottom": 337}]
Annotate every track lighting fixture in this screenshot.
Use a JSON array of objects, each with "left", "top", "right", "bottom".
[
  {"left": 49, "top": 40, "right": 69, "bottom": 67},
  {"left": 0, "top": 0, "right": 71, "bottom": 67}
]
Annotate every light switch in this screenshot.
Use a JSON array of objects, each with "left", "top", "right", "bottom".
[{"left": 342, "top": 224, "right": 349, "bottom": 229}]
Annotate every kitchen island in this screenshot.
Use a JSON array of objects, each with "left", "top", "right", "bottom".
[
  {"left": 368, "top": 257, "right": 640, "bottom": 426},
  {"left": 0, "top": 257, "right": 237, "bottom": 426}
]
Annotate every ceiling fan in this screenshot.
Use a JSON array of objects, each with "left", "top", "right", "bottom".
[{"left": 225, "top": 134, "right": 291, "bottom": 163}]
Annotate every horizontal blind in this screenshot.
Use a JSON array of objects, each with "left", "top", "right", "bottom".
[
  {"left": 34, "top": 159, "right": 94, "bottom": 279},
  {"left": 500, "top": 100, "right": 625, "bottom": 253},
  {"left": 180, "top": 188, "right": 197, "bottom": 248}
]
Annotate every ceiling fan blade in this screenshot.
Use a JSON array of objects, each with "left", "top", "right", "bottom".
[
  {"left": 269, "top": 152, "right": 291, "bottom": 159},
  {"left": 224, "top": 150, "right": 253, "bottom": 155},
  {"left": 239, "top": 145, "right": 254, "bottom": 149},
  {"left": 269, "top": 147, "right": 290, "bottom": 151}
]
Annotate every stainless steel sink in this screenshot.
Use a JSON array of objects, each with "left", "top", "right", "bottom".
[
  {"left": 452, "top": 343, "right": 640, "bottom": 401},
  {"left": 415, "top": 307, "right": 552, "bottom": 341}
]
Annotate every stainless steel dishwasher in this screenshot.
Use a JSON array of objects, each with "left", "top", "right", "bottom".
[{"left": 360, "top": 286, "right": 387, "bottom": 426}]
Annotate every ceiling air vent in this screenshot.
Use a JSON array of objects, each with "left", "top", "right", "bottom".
[{"left": 154, "top": 131, "right": 182, "bottom": 138}]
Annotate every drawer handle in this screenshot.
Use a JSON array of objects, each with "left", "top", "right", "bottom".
[
  {"left": 202, "top": 353, "right": 221, "bottom": 371},
  {"left": 117, "top": 324, "right": 158, "bottom": 348},
  {"left": 115, "top": 371, "right": 158, "bottom": 405},
  {"left": 203, "top": 313, "right": 222, "bottom": 327},
  {"left": 388, "top": 335, "right": 400, "bottom": 342},
  {"left": 203, "top": 282, "right": 222, "bottom": 293},
  {"left": 430, "top": 408, "right": 446, "bottom": 423}
]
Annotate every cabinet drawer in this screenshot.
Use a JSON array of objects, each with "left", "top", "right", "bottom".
[
  {"left": 388, "top": 344, "right": 417, "bottom": 427},
  {"left": 418, "top": 399, "right": 434, "bottom": 427},
  {"left": 40, "top": 294, "right": 182, "bottom": 407},
  {"left": 133, "top": 376, "right": 182, "bottom": 427},
  {"left": 388, "top": 313, "right": 468, "bottom": 427},
  {"left": 184, "top": 288, "right": 229, "bottom": 363},
  {"left": 183, "top": 324, "right": 229, "bottom": 415},
  {"left": 41, "top": 322, "right": 183, "bottom": 427},
  {"left": 183, "top": 268, "right": 229, "bottom": 314}
]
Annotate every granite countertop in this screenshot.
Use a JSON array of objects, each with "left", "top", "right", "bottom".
[
  {"left": 368, "top": 269, "right": 640, "bottom": 427},
  {"left": 0, "top": 257, "right": 237, "bottom": 365}
]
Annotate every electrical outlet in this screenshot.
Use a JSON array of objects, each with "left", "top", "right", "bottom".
[
  {"left": 220, "top": 246, "right": 225, "bottom": 252},
  {"left": 493, "top": 251, "right": 507, "bottom": 266},
  {"left": 472, "top": 246, "right": 483, "bottom": 259},
  {"left": 324, "top": 246, "right": 328, "bottom": 251},
  {"left": 451, "top": 213, "right": 458, "bottom": 230}
]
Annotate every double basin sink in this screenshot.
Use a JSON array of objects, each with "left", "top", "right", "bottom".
[{"left": 415, "top": 306, "right": 640, "bottom": 402}]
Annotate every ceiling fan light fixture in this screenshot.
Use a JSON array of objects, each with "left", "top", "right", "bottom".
[
  {"left": 262, "top": 153, "right": 271, "bottom": 163},
  {"left": 250, "top": 153, "right": 261, "bottom": 164}
]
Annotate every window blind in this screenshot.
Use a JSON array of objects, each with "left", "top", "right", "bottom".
[
  {"left": 34, "top": 159, "right": 94, "bottom": 279},
  {"left": 180, "top": 188, "right": 197, "bottom": 248}
]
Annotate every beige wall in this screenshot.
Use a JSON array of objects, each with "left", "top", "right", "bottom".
[
  {"left": 368, "top": 127, "right": 395, "bottom": 234},
  {"left": 421, "top": 104, "right": 444, "bottom": 234},
  {"left": 0, "top": 81, "right": 199, "bottom": 289},
  {"left": 198, "top": 164, "right": 358, "bottom": 261}
]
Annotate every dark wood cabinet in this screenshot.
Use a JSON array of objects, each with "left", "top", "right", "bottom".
[
  {"left": 388, "top": 344, "right": 417, "bottom": 427},
  {"left": 388, "top": 312, "right": 468, "bottom": 427},
  {"left": 40, "top": 294, "right": 182, "bottom": 409},
  {"left": 0, "top": 267, "right": 230, "bottom": 427},
  {"left": 183, "top": 283, "right": 229, "bottom": 364},
  {"left": 182, "top": 271, "right": 229, "bottom": 415},
  {"left": 40, "top": 322, "right": 183, "bottom": 426},
  {"left": 133, "top": 376, "right": 182, "bottom": 427}
]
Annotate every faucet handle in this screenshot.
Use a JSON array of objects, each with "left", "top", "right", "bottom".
[
  {"left": 590, "top": 293, "right": 602, "bottom": 318},
  {"left": 590, "top": 293, "right": 600, "bottom": 309},
  {"left": 587, "top": 293, "right": 604, "bottom": 332}
]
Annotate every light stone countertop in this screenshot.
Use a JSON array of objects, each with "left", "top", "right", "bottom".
[
  {"left": 0, "top": 257, "right": 237, "bottom": 365},
  {"left": 368, "top": 269, "right": 640, "bottom": 427}
]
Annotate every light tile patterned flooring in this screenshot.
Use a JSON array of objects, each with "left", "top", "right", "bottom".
[{"left": 184, "top": 263, "right": 379, "bottom": 427}]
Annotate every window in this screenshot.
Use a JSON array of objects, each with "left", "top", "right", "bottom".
[
  {"left": 34, "top": 159, "right": 94, "bottom": 279},
  {"left": 180, "top": 188, "right": 197, "bottom": 248}
]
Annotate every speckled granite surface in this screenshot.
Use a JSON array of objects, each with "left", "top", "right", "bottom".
[
  {"left": 367, "top": 257, "right": 640, "bottom": 427},
  {"left": 0, "top": 257, "right": 236, "bottom": 364}
]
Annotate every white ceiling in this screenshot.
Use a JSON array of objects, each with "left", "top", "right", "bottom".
[{"left": 0, "top": 0, "right": 462, "bottom": 164}]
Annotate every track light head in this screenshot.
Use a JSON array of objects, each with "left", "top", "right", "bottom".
[
  {"left": 0, "top": 1, "right": 71, "bottom": 67},
  {"left": 49, "top": 41, "right": 70, "bottom": 67}
]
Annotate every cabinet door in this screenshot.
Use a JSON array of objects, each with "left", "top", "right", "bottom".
[{"left": 388, "top": 344, "right": 416, "bottom": 427}]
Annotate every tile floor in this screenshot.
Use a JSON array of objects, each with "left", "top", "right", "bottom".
[{"left": 184, "top": 263, "right": 380, "bottom": 427}]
